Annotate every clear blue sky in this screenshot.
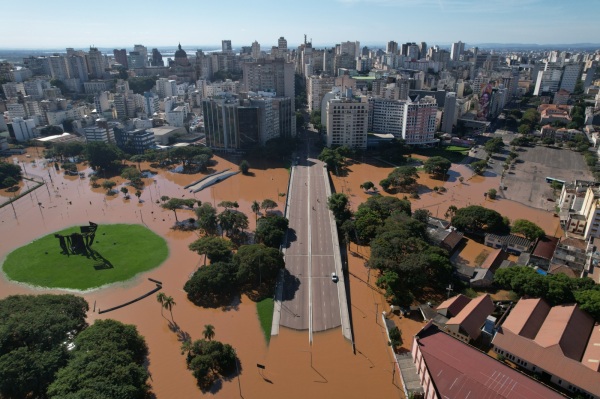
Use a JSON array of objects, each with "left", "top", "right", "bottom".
[{"left": 1, "top": 0, "right": 599, "bottom": 49}]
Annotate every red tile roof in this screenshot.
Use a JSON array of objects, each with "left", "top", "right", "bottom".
[
  {"left": 415, "top": 324, "right": 565, "bottom": 399},
  {"left": 436, "top": 294, "right": 471, "bottom": 318},
  {"left": 493, "top": 299, "right": 600, "bottom": 397},
  {"left": 532, "top": 235, "right": 559, "bottom": 260},
  {"left": 446, "top": 294, "right": 495, "bottom": 340}
]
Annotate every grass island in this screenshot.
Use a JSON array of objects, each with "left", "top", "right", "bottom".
[{"left": 2, "top": 224, "right": 168, "bottom": 290}]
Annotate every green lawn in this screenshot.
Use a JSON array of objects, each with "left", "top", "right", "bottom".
[
  {"left": 256, "top": 297, "right": 274, "bottom": 344},
  {"left": 412, "top": 147, "right": 469, "bottom": 163},
  {"left": 2, "top": 224, "right": 168, "bottom": 290}
]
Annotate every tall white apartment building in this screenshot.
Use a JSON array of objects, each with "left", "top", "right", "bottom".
[
  {"left": 11, "top": 117, "right": 37, "bottom": 142},
  {"left": 450, "top": 41, "right": 465, "bottom": 62},
  {"left": 534, "top": 62, "right": 563, "bottom": 95},
  {"left": 325, "top": 89, "right": 368, "bottom": 149},
  {"left": 307, "top": 75, "right": 335, "bottom": 112},
  {"left": 369, "top": 96, "right": 437, "bottom": 145},
  {"left": 84, "top": 124, "right": 115, "bottom": 143},
  {"left": 156, "top": 78, "right": 177, "bottom": 98},
  {"left": 251, "top": 41, "right": 261, "bottom": 59}
]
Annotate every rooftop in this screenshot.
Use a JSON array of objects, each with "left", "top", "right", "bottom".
[
  {"left": 415, "top": 323, "right": 565, "bottom": 399},
  {"left": 532, "top": 235, "right": 560, "bottom": 260}
]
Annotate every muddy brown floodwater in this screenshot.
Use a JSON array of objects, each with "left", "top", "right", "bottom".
[
  {"left": 334, "top": 160, "right": 561, "bottom": 236},
  {"left": 0, "top": 149, "right": 403, "bottom": 398}
]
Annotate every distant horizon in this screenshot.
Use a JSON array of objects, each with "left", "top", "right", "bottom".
[
  {"left": 1, "top": 41, "right": 599, "bottom": 52},
  {"left": 2, "top": 0, "right": 599, "bottom": 49}
]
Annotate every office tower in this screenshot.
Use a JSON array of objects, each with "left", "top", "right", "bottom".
[
  {"left": 48, "top": 55, "right": 71, "bottom": 81},
  {"left": 419, "top": 42, "right": 427, "bottom": 60},
  {"left": 242, "top": 59, "right": 295, "bottom": 98},
  {"left": 278, "top": 37, "right": 287, "bottom": 50},
  {"left": 87, "top": 47, "right": 105, "bottom": 79},
  {"left": 151, "top": 49, "right": 164, "bottom": 67},
  {"left": 11, "top": 117, "right": 37, "bottom": 142},
  {"left": 128, "top": 52, "right": 146, "bottom": 69},
  {"left": 113, "top": 49, "right": 128, "bottom": 68},
  {"left": 450, "top": 41, "right": 465, "bottom": 61},
  {"left": 442, "top": 92, "right": 457, "bottom": 133},
  {"left": 222, "top": 40, "right": 232, "bottom": 53},
  {"left": 251, "top": 41, "right": 261, "bottom": 59},
  {"left": 387, "top": 41, "right": 398, "bottom": 54},
  {"left": 560, "top": 63, "right": 582, "bottom": 93},
  {"left": 202, "top": 96, "right": 240, "bottom": 150},
  {"left": 133, "top": 45, "right": 148, "bottom": 67},
  {"left": 325, "top": 89, "right": 368, "bottom": 149}
]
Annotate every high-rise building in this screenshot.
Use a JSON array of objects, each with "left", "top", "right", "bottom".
[
  {"left": 156, "top": 78, "right": 177, "bottom": 98},
  {"left": 369, "top": 96, "right": 437, "bottom": 145},
  {"left": 442, "top": 92, "right": 457, "bottom": 133},
  {"left": 68, "top": 55, "right": 89, "bottom": 82},
  {"left": 251, "top": 41, "right": 261, "bottom": 59},
  {"left": 222, "top": 40, "right": 232, "bottom": 53},
  {"left": 151, "top": 48, "right": 164, "bottom": 67},
  {"left": 387, "top": 41, "right": 398, "bottom": 55},
  {"left": 560, "top": 62, "right": 582, "bottom": 93},
  {"left": 87, "top": 47, "right": 105, "bottom": 79},
  {"left": 128, "top": 51, "right": 146, "bottom": 69},
  {"left": 450, "top": 41, "right": 465, "bottom": 62},
  {"left": 325, "top": 89, "right": 368, "bottom": 149},
  {"left": 133, "top": 45, "right": 148, "bottom": 67},
  {"left": 307, "top": 75, "right": 335, "bottom": 112},
  {"left": 202, "top": 96, "right": 240, "bottom": 150},
  {"left": 419, "top": 42, "right": 428, "bottom": 60},
  {"left": 48, "top": 55, "right": 71, "bottom": 81},
  {"left": 11, "top": 117, "right": 37, "bottom": 142},
  {"left": 113, "top": 49, "right": 128, "bottom": 68},
  {"left": 534, "top": 62, "right": 563, "bottom": 95},
  {"left": 278, "top": 37, "right": 287, "bottom": 50},
  {"left": 242, "top": 59, "right": 295, "bottom": 99}
]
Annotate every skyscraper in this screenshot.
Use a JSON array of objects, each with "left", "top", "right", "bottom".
[
  {"left": 278, "top": 37, "right": 287, "bottom": 50},
  {"left": 442, "top": 92, "right": 457, "bottom": 134},
  {"left": 113, "top": 49, "right": 128, "bottom": 68},
  {"left": 387, "top": 41, "right": 398, "bottom": 55},
  {"left": 325, "top": 89, "right": 368, "bottom": 149},
  {"left": 87, "top": 47, "right": 105, "bottom": 79},
  {"left": 251, "top": 41, "right": 261, "bottom": 59},
  {"left": 151, "top": 48, "right": 164, "bottom": 67},
  {"left": 222, "top": 40, "right": 232, "bottom": 53},
  {"left": 450, "top": 41, "right": 465, "bottom": 62}
]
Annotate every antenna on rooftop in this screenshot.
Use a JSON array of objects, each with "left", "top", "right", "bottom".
[{"left": 446, "top": 284, "right": 454, "bottom": 299}]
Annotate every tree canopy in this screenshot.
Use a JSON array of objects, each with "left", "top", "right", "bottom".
[
  {"left": 195, "top": 203, "right": 218, "bottom": 235},
  {"left": 353, "top": 196, "right": 412, "bottom": 243},
  {"left": 184, "top": 339, "right": 238, "bottom": 390},
  {"left": 511, "top": 219, "right": 545, "bottom": 241},
  {"left": 234, "top": 244, "right": 284, "bottom": 288},
  {"left": 318, "top": 146, "right": 348, "bottom": 173},
  {"left": 383, "top": 166, "right": 419, "bottom": 192},
  {"left": 423, "top": 156, "right": 452, "bottom": 178},
  {"left": 47, "top": 319, "right": 149, "bottom": 399},
  {"left": 483, "top": 137, "right": 505, "bottom": 155},
  {"left": 184, "top": 261, "right": 239, "bottom": 307},
  {"left": 327, "top": 193, "right": 352, "bottom": 226},
  {"left": 255, "top": 215, "right": 289, "bottom": 248},
  {"left": 162, "top": 198, "right": 196, "bottom": 223},
  {"left": 0, "top": 162, "right": 22, "bottom": 188},
  {"left": 85, "top": 141, "right": 124, "bottom": 171},
  {"left": 0, "top": 294, "right": 88, "bottom": 399},
  {"left": 189, "top": 236, "right": 233, "bottom": 263},
  {"left": 451, "top": 205, "right": 509, "bottom": 234}
]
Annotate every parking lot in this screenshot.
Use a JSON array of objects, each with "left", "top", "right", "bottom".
[{"left": 502, "top": 145, "right": 593, "bottom": 210}]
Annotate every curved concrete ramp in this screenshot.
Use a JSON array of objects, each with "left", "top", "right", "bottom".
[{"left": 190, "top": 171, "right": 240, "bottom": 193}]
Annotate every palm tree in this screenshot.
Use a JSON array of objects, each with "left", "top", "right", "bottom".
[
  {"left": 251, "top": 200, "right": 260, "bottom": 223},
  {"left": 163, "top": 295, "right": 176, "bottom": 322},
  {"left": 180, "top": 339, "right": 192, "bottom": 356},
  {"left": 156, "top": 292, "right": 167, "bottom": 317},
  {"left": 202, "top": 324, "right": 215, "bottom": 341}
]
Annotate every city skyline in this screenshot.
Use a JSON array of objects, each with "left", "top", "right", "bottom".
[{"left": 2, "top": 0, "right": 600, "bottom": 49}]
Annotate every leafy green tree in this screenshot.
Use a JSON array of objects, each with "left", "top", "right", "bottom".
[
  {"left": 511, "top": 219, "right": 545, "bottom": 241},
  {"left": 85, "top": 141, "right": 124, "bottom": 171},
  {"left": 379, "top": 178, "right": 391, "bottom": 192},
  {"left": 170, "top": 146, "right": 213, "bottom": 172},
  {"left": 574, "top": 290, "right": 600, "bottom": 321},
  {"left": 184, "top": 339, "right": 237, "bottom": 389},
  {"left": 121, "top": 186, "right": 129, "bottom": 197},
  {"left": 47, "top": 319, "right": 149, "bottom": 399},
  {"left": 318, "top": 147, "right": 345, "bottom": 172},
  {"left": 218, "top": 200, "right": 239, "bottom": 209},
  {"left": 234, "top": 244, "right": 284, "bottom": 287},
  {"left": 360, "top": 181, "right": 375, "bottom": 192},
  {"left": 484, "top": 137, "right": 505, "bottom": 156},
  {"left": 487, "top": 188, "right": 497, "bottom": 199},
  {"left": 412, "top": 209, "right": 431, "bottom": 224},
  {"left": 251, "top": 200, "right": 261, "bottom": 223},
  {"left": 451, "top": 205, "right": 508, "bottom": 234},
  {"left": 386, "top": 166, "right": 419, "bottom": 192},
  {"left": 239, "top": 160, "right": 250, "bottom": 174},
  {"left": 195, "top": 203, "right": 218, "bottom": 235},
  {"left": 121, "top": 166, "right": 142, "bottom": 182},
  {"left": 255, "top": 215, "right": 289, "bottom": 248},
  {"left": 162, "top": 198, "right": 196, "bottom": 223},
  {"left": 2, "top": 176, "right": 18, "bottom": 188},
  {"left": 470, "top": 159, "right": 488, "bottom": 175},
  {"left": 217, "top": 209, "right": 249, "bottom": 237},
  {"left": 423, "top": 156, "right": 452, "bottom": 178},
  {"left": 261, "top": 198, "right": 278, "bottom": 213},
  {"left": 388, "top": 326, "right": 402, "bottom": 349},
  {"left": 327, "top": 193, "right": 352, "bottom": 226},
  {"left": 135, "top": 190, "right": 142, "bottom": 201},
  {"left": 518, "top": 124, "right": 531, "bottom": 134},
  {"left": 203, "top": 324, "right": 216, "bottom": 341},
  {"left": 0, "top": 162, "right": 22, "bottom": 188},
  {"left": 445, "top": 205, "right": 458, "bottom": 219},
  {"left": 102, "top": 179, "right": 116, "bottom": 194},
  {"left": 130, "top": 154, "right": 146, "bottom": 170},
  {"left": 0, "top": 295, "right": 88, "bottom": 399},
  {"left": 189, "top": 236, "right": 233, "bottom": 263},
  {"left": 184, "top": 262, "right": 239, "bottom": 306}
]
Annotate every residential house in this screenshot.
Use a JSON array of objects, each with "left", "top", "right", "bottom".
[{"left": 484, "top": 233, "right": 533, "bottom": 255}]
